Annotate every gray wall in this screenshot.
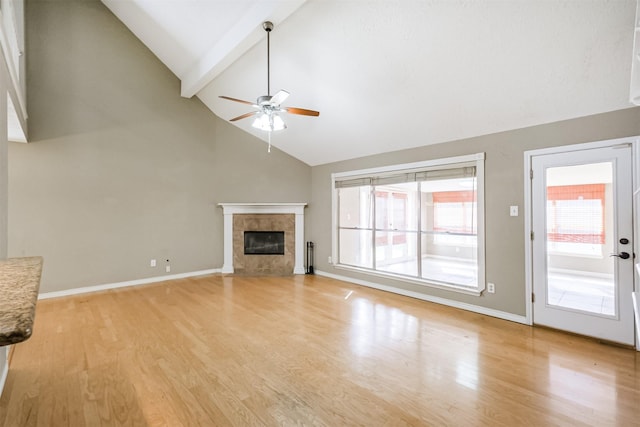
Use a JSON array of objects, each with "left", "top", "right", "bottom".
[
  {"left": 308, "top": 107, "right": 640, "bottom": 316},
  {"left": 8, "top": 0, "right": 311, "bottom": 293}
]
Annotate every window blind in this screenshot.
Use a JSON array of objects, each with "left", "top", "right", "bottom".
[{"left": 335, "top": 165, "right": 476, "bottom": 188}]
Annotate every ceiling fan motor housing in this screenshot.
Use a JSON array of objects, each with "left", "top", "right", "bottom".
[{"left": 257, "top": 95, "right": 273, "bottom": 105}]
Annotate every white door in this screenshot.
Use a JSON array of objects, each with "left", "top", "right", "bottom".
[{"left": 531, "top": 144, "right": 635, "bottom": 345}]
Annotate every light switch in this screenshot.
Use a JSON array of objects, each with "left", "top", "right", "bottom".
[{"left": 510, "top": 206, "right": 518, "bottom": 216}]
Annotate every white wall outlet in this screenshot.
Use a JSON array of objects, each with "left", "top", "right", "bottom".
[
  {"left": 510, "top": 206, "right": 518, "bottom": 216},
  {"left": 487, "top": 282, "right": 495, "bottom": 293},
  {"left": 165, "top": 265, "right": 171, "bottom": 273},
  {"left": 150, "top": 259, "right": 156, "bottom": 267},
  {"left": 328, "top": 256, "right": 332, "bottom": 264}
]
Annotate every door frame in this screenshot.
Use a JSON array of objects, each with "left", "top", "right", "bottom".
[{"left": 524, "top": 136, "right": 640, "bottom": 349}]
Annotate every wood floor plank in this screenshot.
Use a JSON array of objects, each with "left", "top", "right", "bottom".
[{"left": 1, "top": 274, "right": 639, "bottom": 426}]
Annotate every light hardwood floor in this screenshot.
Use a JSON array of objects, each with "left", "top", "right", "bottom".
[{"left": 0, "top": 274, "right": 638, "bottom": 426}]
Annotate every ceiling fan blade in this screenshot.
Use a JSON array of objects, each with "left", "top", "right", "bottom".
[
  {"left": 285, "top": 107, "right": 320, "bottom": 117},
  {"left": 270, "top": 90, "right": 290, "bottom": 105},
  {"left": 230, "top": 111, "right": 258, "bottom": 122},
  {"left": 219, "top": 95, "right": 255, "bottom": 106}
]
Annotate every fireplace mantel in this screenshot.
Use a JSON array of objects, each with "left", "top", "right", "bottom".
[{"left": 218, "top": 203, "right": 307, "bottom": 274}]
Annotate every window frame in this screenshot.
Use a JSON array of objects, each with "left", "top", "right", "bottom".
[{"left": 331, "top": 153, "right": 486, "bottom": 296}]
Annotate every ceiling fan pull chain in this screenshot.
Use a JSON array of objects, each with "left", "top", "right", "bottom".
[{"left": 268, "top": 131, "right": 272, "bottom": 153}]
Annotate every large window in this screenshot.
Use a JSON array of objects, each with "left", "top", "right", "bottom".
[{"left": 332, "top": 153, "right": 485, "bottom": 294}]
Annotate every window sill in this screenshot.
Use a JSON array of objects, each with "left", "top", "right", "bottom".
[{"left": 333, "top": 264, "right": 484, "bottom": 296}]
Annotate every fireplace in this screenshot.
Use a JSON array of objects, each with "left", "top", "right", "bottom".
[
  {"left": 244, "top": 231, "right": 285, "bottom": 255},
  {"left": 219, "top": 203, "right": 307, "bottom": 275}
]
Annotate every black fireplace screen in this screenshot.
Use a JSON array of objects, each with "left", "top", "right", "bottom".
[{"left": 244, "top": 231, "right": 285, "bottom": 255}]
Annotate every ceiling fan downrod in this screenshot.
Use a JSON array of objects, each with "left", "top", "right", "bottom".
[{"left": 263, "top": 21, "right": 273, "bottom": 97}]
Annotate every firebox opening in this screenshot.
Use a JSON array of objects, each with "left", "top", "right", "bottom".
[{"left": 244, "top": 231, "right": 285, "bottom": 255}]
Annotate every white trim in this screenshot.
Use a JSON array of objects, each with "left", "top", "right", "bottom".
[
  {"left": 0, "top": 347, "right": 8, "bottom": 399},
  {"left": 331, "top": 175, "right": 338, "bottom": 269},
  {"left": 218, "top": 203, "right": 307, "bottom": 274},
  {"left": 217, "top": 202, "right": 307, "bottom": 215},
  {"left": 315, "top": 269, "right": 527, "bottom": 324},
  {"left": 38, "top": 269, "right": 220, "bottom": 300},
  {"left": 525, "top": 137, "right": 638, "bottom": 158},
  {"left": 524, "top": 136, "right": 640, "bottom": 344},
  {"left": 524, "top": 146, "right": 534, "bottom": 325},
  {"left": 476, "top": 151, "right": 486, "bottom": 294},
  {"left": 334, "top": 264, "right": 482, "bottom": 296},
  {"left": 331, "top": 152, "right": 485, "bottom": 180}
]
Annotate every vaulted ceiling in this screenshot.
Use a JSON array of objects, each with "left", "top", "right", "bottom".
[{"left": 101, "top": 0, "right": 637, "bottom": 166}]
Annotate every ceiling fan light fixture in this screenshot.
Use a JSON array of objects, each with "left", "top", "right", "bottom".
[
  {"left": 271, "top": 114, "right": 286, "bottom": 131},
  {"left": 252, "top": 112, "right": 286, "bottom": 132}
]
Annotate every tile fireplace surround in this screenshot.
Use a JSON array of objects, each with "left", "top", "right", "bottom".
[{"left": 218, "top": 203, "right": 307, "bottom": 275}]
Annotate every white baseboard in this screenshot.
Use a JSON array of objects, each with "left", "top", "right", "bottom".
[
  {"left": 38, "top": 269, "right": 221, "bottom": 300},
  {"left": 315, "top": 270, "right": 528, "bottom": 325},
  {"left": 0, "top": 347, "right": 8, "bottom": 399}
]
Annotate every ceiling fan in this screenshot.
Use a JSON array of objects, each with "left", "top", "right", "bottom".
[{"left": 219, "top": 21, "right": 320, "bottom": 135}]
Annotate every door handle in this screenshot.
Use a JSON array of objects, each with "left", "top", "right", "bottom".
[{"left": 610, "top": 252, "right": 631, "bottom": 259}]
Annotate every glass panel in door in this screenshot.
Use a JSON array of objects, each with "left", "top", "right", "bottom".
[{"left": 545, "top": 162, "right": 615, "bottom": 317}]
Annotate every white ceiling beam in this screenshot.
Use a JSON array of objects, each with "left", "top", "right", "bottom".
[{"left": 180, "top": 0, "right": 306, "bottom": 99}]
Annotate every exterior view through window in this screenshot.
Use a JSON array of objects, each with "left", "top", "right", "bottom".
[
  {"left": 333, "top": 153, "right": 485, "bottom": 293},
  {"left": 546, "top": 184, "right": 606, "bottom": 257}
]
